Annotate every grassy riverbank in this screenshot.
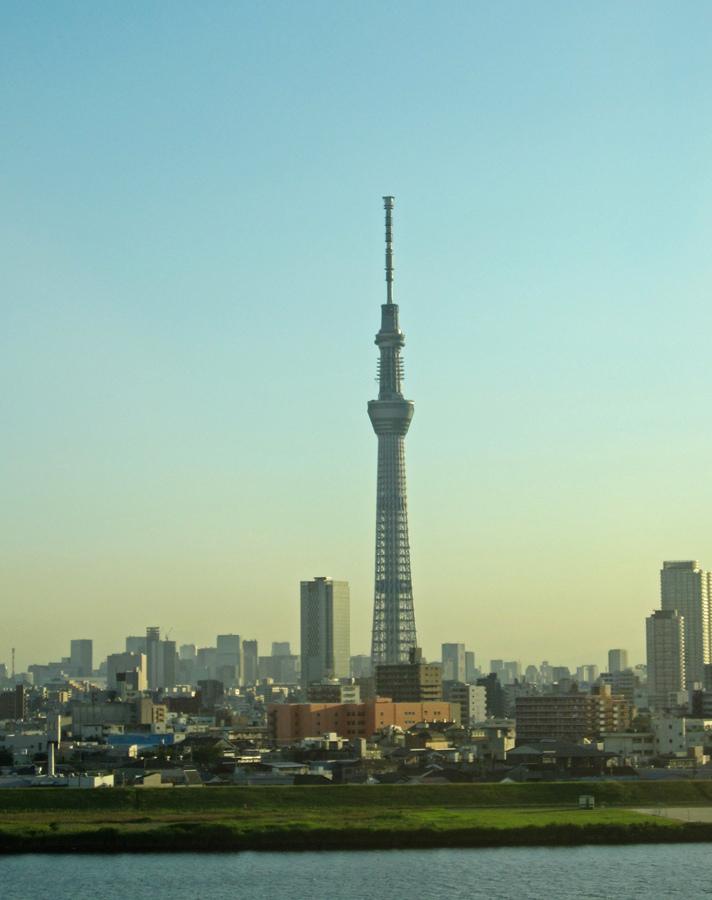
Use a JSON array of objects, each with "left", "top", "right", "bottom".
[{"left": 2, "top": 783, "right": 712, "bottom": 853}]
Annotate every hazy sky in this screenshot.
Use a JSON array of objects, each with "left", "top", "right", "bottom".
[{"left": 3, "top": 2, "right": 712, "bottom": 672}]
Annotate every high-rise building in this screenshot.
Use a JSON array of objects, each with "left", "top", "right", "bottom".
[
  {"left": 126, "top": 635, "right": 146, "bottom": 654},
  {"left": 177, "top": 645, "right": 196, "bottom": 685},
  {"left": 551, "top": 666, "right": 571, "bottom": 684},
  {"left": 300, "top": 577, "right": 350, "bottom": 687},
  {"left": 350, "top": 654, "right": 373, "bottom": 679},
  {"left": 242, "top": 640, "right": 258, "bottom": 685},
  {"left": 608, "top": 649, "right": 629, "bottom": 674},
  {"left": 502, "top": 661, "right": 522, "bottom": 685},
  {"left": 158, "top": 640, "right": 176, "bottom": 689},
  {"left": 442, "top": 643, "right": 466, "bottom": 683},
  {"left": 524, "top": 665, "right": 540, "bottom": 685},
  {"left": 107, "top": 652, "right": 147, "bottom": 691},
  {"left": 660, "top": 560, "right": 711, "bottom": 685},
  {"left": 465, "top": 651, "right": 477, "bottom": 683},
  {"left": 705, "top": 665, "right": 712, "bottom": 692},
  {"left": 272, "top": 642, "right": 291, "bottom": 657},
  {"left": 216, "top": 634, "right": 241, "bottom": 686},
  {"left": 599, "top": 669, "right": 639, "bottom": 704},
  {"left": 476, "top": 673, "right": 506, "bottom": 719},
  {"left": 258, "top": 654, "right": 299, "bottom": 684},
  {"left": 70, "top": 639, "right": 93, "bottom": 677},
  {"left": 0, "top": 685, "right": 28, "bottom": 720},
  {"left": 539, "top": 661, "right": 553, "bottom": 684},
  {"left": 490, "top": 660, "right": 504, "bottom": 678},
  {"left": 576, "top": 665, "right": 599, "bottom": 685},
  {"left": 196, "top": 647, "right": 217, "bottom": 680},
  {"left": 369, "top": 197, "right": 417, "bottom": 665},
  {"left": 646, "top": 609, "right": 686, "bottom": 709},
  {"left": 145, "top": 627, "right": 160, "bottom": 691}
]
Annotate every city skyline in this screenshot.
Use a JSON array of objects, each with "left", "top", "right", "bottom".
[{"left": 5, "top": 4, "right": 712, "bottom": 668}]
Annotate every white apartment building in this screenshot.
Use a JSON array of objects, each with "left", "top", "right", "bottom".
[
  {"left": 651, "top": 715, "right": 712, "bottom": 756},
  {"left": 660, "top": 560, "right": 712, "bottom": 685}
]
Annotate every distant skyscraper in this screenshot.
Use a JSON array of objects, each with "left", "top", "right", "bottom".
[
  {"left": 272, "top": 642, "right": 291, "bottom": 657},
  {"left": 126, "top": 635, "right": 146, "bottom": 654},
  {"left": 70, "top": 639, "right": 92, "bottom": 677},
  {"left": 551, "top": 666, "right": 571, "bottom": 684},
  {"left": 196, "top": 646, "right": 217, "bottom": 679},
  {"left": 217, "top": 634, "right": 241, "bottom": 686},
  {"left": 465, "top": 651, "right": 477, "bottom": 683},
  {"left": 442, "top": 643, "right": 466, "bottom": 682},
  {"left": 575, "top": 664, "right": 599, "bottom": 684},
  {"left": 107, "top": 651, "right": 147, "bottom": 691},
  {"left": 646, "top": 608, "right": 685, "bottom": 709},
  {"left": 158, "top": 639, "right": 176, "bottom": 689},
  {"left": 300, "top": 577, "right": 350, "bottom": 687},
  {"left": 177, "top": 645, "right": 196, "bottom": 684},
  {"left": 369, "top": 197, "right": 417, "bottom": 665},
  {"left": 608, "top": 648, "right": 629, "bottom": 674},
  {"left": 350, "top": 654, "right": 373, "bottom": 678},
  {"left": 502, "top": 661, "right": 522, "bottom": 685},
  {"left": 242, "top": 640, "right": 258, "bottom": 685},
  {"left": 145, "top": 627, "right": 160, "bottom": 690},
  {"left": 660, "top": 560, "right": 711, "bottom": 685}
]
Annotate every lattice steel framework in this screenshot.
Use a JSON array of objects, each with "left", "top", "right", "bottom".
[{"left": 368, "top": 196, "right": 417, "bottom": 665}]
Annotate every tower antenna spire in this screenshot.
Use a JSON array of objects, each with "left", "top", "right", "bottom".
[
  {"left": 369, "top": 196, "right": 417, "bottom": 665},
  {"left": 383, "top": 195, "right": 394, "bottom": 304}
]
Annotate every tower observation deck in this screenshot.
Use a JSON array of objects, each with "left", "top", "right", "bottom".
[{"left": 368, "top": 196, "right": 417, "bottom": 665}]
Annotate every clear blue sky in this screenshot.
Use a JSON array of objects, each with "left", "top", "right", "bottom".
[{"left": 3, "top": 2, "right": 712, "bottom": 671}]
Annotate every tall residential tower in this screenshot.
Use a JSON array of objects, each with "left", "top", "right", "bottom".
[
  {"left": 369, "top": 197, "right": 417, "bottom": 665},
  {"left": 660, "top": 560, "right": 711, "bottom": 685},
  {"left": 646, "top": 609, "right": 686, "bottom": 709},
  {"left": 300, "top": 577, "right": 350, "bottom": 688}
]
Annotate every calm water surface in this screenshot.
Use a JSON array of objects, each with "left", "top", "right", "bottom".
[{"left": 1, "top": 845, "right": 710, "bottom": 900}]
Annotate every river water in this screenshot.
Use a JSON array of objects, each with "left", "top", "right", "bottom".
[{"left": 1, "top": 845, "right": 709, "bottom": 899}]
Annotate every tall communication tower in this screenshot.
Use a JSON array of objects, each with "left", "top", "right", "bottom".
[{"left": 368, "top": 196, "right": 418, "bottom": 665}]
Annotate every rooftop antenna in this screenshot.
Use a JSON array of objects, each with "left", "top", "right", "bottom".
[{"left": 383, "top": 196, "right": 394, "bottom": 304}]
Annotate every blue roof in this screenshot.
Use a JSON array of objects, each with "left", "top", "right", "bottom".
[{"left": 106, "top": 733, "right": 177, "bottom": 747}]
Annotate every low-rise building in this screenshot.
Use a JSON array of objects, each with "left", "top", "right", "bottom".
[
  {"left": 375, "top": 647, "right": 442, "bottom": 703},
  {"left": 69, "top": 698, "right": 167, "bottom": 738},
  {"left": 443, "top": 682, "right": 486, "bottom": 727},
  {"left": 601, "top": 731, "right": 655, "bottom": 765},
  {"left": 268, "top": 698, "right": 458, "bottom": 745},
  {"left": 651, "top": 715, "right": 712, "bottom": 757},
  {"left": 307, "top": 681, "right": 361, "bottom": 704},
  {"left": 515, "top": 685, "right": 632, "bottom": 744}
]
